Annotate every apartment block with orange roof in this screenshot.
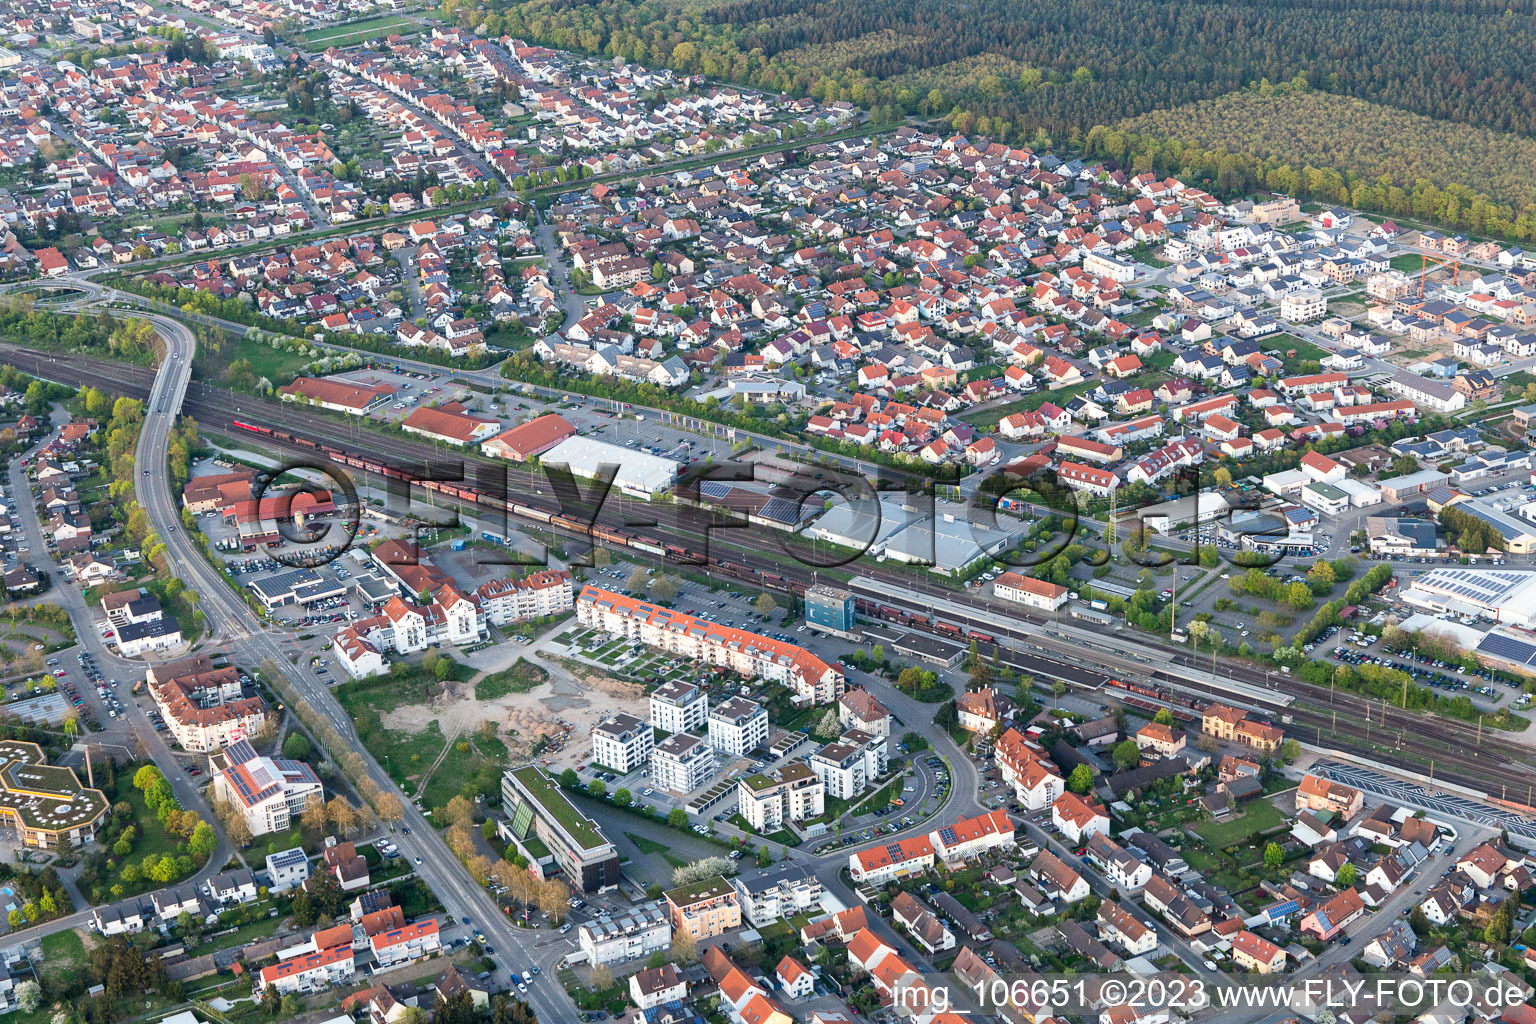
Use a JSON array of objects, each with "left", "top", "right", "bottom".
[{"left": 577, "top": 586, "right": 845, "bottom": 705}]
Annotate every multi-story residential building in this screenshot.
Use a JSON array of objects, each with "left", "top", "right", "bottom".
[
  {"left": 1278, "top": 287, "right": 1326, "bottom": 321},
  {"left": 929, "top": 809, "right": 1015, "bottom": 864},
  {"left": 994, "top": 729, "right": 1063, "bottom": 810},
  {"left": 737, "top": 761, "right": 824, "bottom": 832},
  {"left": 848, "top": 835, "right": 935, "bottom": 885},
  {"left": 809, "top": 729, "right": 886, "bottom": 799},
  {"left": 708, "top": 697, "right": 769, "bottom": 757},
  {"left": 1296, "top": 774, "right": 1365, "bottom": 818},
  {"left": 576, "top": 587, "right": 845, "bottom": 704},
  {"left": 258, "top": 944, "right": 355, "bottom": 996},
  {"left": 731, "top": 865, "right": 824, "bottom": 927},
  {"left": 371, "top": 918, "right": 442, "bottom": 968},
  {"left": 649, "top": 733, "right": 715, "bottom": 794},
  {"left": 1052, "top": 791, "right": 1110, "bottom": 844},
  {"left": 1085, "top": 833, "right": 1152, "bottom": 893},
  {"left": 472, "top": 569, "right": 574, "bottom": 626},
  {"left": 210, "top": 738, "right": 323, "bottom": 837},
  {"left": 1097, "top": 900, "right": 1158, "bottom": 956},
  {"left": 837, "top": 688, "right": 891, "bottom": 739},
  {"left": 650, "top": 680, "right": 708, "bottom": 735},
  {"left": 499, "top": 766, "right": 620, "bottom": 892},
  {"left": 665, "top": 875, "right": 742, "bottom": 941},
  {"left": 579, "top": 903, "right": 671, "bottom": 966},
  {"left": 148, "top": 662, "right": 267, "bottom": 754},
  {"left": 591, "top": 713, "right": 653, "bottom": 774}
]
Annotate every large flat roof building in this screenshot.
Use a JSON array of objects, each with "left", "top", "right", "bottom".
[
  {"left": 0, "top": 740, "right": 108, "bottom": 849},
  {"left": 539, "top": 436, "right": 679, "bottom": 498},
  {"left": 500, "top": 766, "right": 620, "bottom": 892},
  {"left": 1403, "top": 568, "right": 1536, "bottom": 628}
]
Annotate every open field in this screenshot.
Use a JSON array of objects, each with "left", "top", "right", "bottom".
[
  {"left": 1192, "top": 798, "right": 1285, "bottom": 848},
  {"left": 300, "top": 15, "right": 419, "bottom": 48}
]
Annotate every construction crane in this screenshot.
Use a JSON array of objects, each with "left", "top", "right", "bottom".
[{"left": 1418, "top": 252, "right": 1460, "bottom": 297}]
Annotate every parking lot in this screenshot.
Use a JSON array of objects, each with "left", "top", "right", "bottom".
[{"left": 1324, "top": 630, "right": 1522, "bottom": 710}]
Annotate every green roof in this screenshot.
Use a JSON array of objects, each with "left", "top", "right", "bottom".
[
  {"left": 664, "top": 875, "right": 735, "bottom": 907},
  {"left": 509, "top": 766, "right": 609, "bottom": 852},
  {"left": 742, "top": 773, "right": 776, "bottom": 792}
]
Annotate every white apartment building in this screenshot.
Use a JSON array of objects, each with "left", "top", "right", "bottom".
[
  {"left": 371, "top": 918, "right": 442, "bottom": 967},
  {"left": 473, "top": 569, "right": 574, "bottom": 626},
  {"left": 731, "top": 865, "right": 824, "bottom": 927},
  {"left": 994, "top": 729, "right": 1063, "bottom": 810},
  {"left": 148, "top": 664, "right": 267, "bottom": 754},
  {"left": 578, "top": 903, "right": 672, "bottom": 966},
  {"left": 737, "top": 762, "right": 824, "bottom": 832},
  {"left": 591, "top": 713, "right": 653, "bottom": 774},
  {"left": 1086, "top": 833, "right": 1153, "bottom": 893},
  {"left": 577, "top": 587, "right": 844, "bottom": 704},
  {"left": 809, "top": 729, "right": 886, "bottom": 800},
  {"left": 650, "top": 680, "right": 708, "bottom": 735},
  {"left": 707, "top": 697, "right": 769, "bottom": 757},
  {"left": 649, "top": 733, "right": 715, "bottom": 794},
  {"left": 265, "top": 847, "right": 311, "bottom": 893},
  {"left": 1280, "top": 289, "right": 1326, "bottom": 322},
  {"left": 210, "top": 738, "right": 324, "bottom": 837},
  {"left": 257, "top": 945, "right": 354, "bottom": 996}
]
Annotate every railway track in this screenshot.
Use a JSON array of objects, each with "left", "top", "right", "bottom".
[{"left": 11, "top": 344, "right": 1534, "bottom": 807}]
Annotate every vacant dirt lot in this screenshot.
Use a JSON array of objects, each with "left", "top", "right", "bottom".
[{"left": 380, "top": 654, "right": 644, "bottom": 765}]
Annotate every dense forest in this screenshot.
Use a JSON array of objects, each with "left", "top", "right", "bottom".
[
  {"left": 1118, "top": 90, "right": 1536, "bottom": 211},
  {"left": 451, "top": 0, "right": 1536, "bottom": 234}
]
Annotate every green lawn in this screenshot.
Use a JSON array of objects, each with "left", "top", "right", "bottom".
[
  {"left": 374, "top": 721, "right": 450, "bottom": 793},
  {"left": 113, "top": 773, "right": 184, "bottom": 863},
  {"left": 418, "top": 735, "right": 508, "bottom": 815},
  {"left": 40, "top": 928, "right": 85, "bottom": 981},
  {"left": 475, "top": 659, "right": 548, "bottom": 700},
  {"left": 1193, "top": 799, "right": 1286, "bottom": 847},
  {"left": 202, "top": 333, "right": 312, "bottom": 387},
  {"left": 624, "top": 833, "right": 671, "bottom": 855},
  {"left": 299, "top": 14, "right": 418, "bottom": 47}
]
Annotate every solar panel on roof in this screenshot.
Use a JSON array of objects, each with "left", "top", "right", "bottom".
[
  {"left": 938, "top": 826, "right": 957, "bottom": 846},
  {"left": 1479, "top": 634, "right": 1536, "bottom": 665},
  {"left": 757, "top": 497, "right": 806, "bottom": 524}
]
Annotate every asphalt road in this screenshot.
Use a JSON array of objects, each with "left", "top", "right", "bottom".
[
  {"left": 129, "top": 314, "right": 582, "bottom": 1017},
  {"left": 1, "top": 412, "right": 235, "bottom": 938}
]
